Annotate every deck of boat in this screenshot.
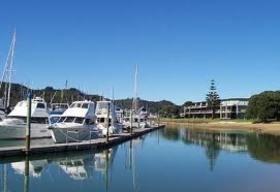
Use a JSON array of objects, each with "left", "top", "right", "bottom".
[{"left": 0, "top": 125, "right": 165, "bottom": 159}]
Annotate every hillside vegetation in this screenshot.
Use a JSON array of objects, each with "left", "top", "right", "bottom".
[{"left": 0, "top": 83, "right": 180, "bottom": 117}]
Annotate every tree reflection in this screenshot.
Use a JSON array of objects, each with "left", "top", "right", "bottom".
[
  {"left": 205, "top": 134, "right": 220, "bottom": 171},
  {"left": 247, "top": 134, "right": 280, "bottom": 163},
  {"left": 161, "top": 128, "right": 180, "bottom": 141},
  {"left": 164, "top": 127, "right": 249, "bottom": 171}
]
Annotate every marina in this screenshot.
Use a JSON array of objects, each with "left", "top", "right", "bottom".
[
  {"left": 1, "top": 0, "right": 280, "bottom": 191},
  {"left": 0, "top": 125, "right": 165, "bottom": 159}
]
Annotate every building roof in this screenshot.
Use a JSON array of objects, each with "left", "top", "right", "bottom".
[{"left": 221, "top": 98, "right": 249, "bottom": 101}]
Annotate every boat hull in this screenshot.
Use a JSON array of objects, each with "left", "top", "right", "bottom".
[
  {"left": 0, "top": 123, "right": 51, "bottom": 140},
  {"left": 50, "top": 126, "right": 100, "bottom": 143},
  {"left": 98, "top": 124, "right": 123, "bottom": 136}
]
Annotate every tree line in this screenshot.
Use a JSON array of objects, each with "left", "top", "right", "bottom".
[
  {"left": 3, "top": 82, "right": 280, "bottom": 122},
  {"left": 0, "top": 83, "right": 181, "bottom": 117}
]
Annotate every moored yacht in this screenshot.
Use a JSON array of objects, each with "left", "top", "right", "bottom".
[
  {"left": 49, "top": 100, "right": 100, "bottom": 143},
  {"left": 123, "top": 107, "right": 151, "bottom": 129},
  {"left": 95, "top": 100, "right": 123, "bottom": 136},
  {"left": 0, "top": 97, "right": 51, "bottom": 139}
]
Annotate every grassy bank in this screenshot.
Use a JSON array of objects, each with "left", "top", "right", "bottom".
[{"left": 161, "top": 118, "right": 280, "bottom": 135}]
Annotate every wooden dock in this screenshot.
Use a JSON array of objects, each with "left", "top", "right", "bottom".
[{"left": 0, "top": 125, "right": 165, "bottom": 159}]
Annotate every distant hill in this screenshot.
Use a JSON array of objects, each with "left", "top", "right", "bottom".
[
  {"left": 0, "top": 83, "right": 100, "bottom": 107},
  {"left": 0, "top": 82, "right": 180, "bottom": 117},
  {"left": 114, "top": 98, "right": 180, "bottom": 117}
]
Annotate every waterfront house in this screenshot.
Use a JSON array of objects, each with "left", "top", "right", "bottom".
[{"left": 183, "top": 98, "right": 249, "bottom": 119}]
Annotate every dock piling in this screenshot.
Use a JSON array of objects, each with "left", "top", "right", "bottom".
[
  {"left": 106, "top": 102, "right": 110, "bottom": 142},
  {"left": 25, "top": 92, "right": 32, "bottom": 155}
]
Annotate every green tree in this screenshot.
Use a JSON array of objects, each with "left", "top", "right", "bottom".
[
  {"left": 206, "top": 80, "right": 220, "bottom": 119},
  {"left": 246, "top": 91, "right": 280, "bottom": 122}
]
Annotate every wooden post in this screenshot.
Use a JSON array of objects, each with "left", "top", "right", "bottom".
[
  {"left": 25, "top": 92, "right": 32, "bottom": 155},
  {"left": 106, "top": 102, "right": 110, "bottom": 142}
]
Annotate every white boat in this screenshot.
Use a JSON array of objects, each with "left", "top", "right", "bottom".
[
  {"left": 50, "top": 100, "right": 101, "bottom": 143},
  {"left": 123, "top": 107, "right": 152, "bottom": 129},
  {"left": 95, "top": 100, "right": 123, "bottom": 136},
  {"left": 0, "top": 97, "right": 51, "bottom": 139}
]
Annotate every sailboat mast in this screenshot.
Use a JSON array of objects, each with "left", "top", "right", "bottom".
[
  {"left": 7, "top": 31, "right": 16, "bottom": 108},
  {"left": 132, "top": 65, "right": 138, "bottom": 113},
  {"left": 0, "top": 30, "right": 16, "bottom": 110},
  {"left": 60, "top": 80, "right": 68, "bottom": 103}
]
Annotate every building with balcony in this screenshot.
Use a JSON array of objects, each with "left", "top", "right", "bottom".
[{"left": 183, "top": 98, "right": 249, "bottom": 119}]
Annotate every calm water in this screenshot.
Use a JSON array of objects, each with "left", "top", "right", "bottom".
[{"left": 1, "top": 127, "right": 280, "bottom": 192}]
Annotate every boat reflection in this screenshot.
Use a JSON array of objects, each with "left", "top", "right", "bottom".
[
  {"left": 94, "top": 147, "right": 117, "bottom": 173},
  {"left": 12, "top": 160, "right": 48, "bottom": 178},
  {"left": 56, "top": 154, "right": 94, "bottom": 180}
]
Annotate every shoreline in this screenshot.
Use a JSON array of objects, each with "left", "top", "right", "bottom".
[{"left": 161, "top": 119, "right": 280, "bottom": 135}]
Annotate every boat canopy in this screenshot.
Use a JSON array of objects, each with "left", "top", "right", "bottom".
[
  {"left": 61, "top": 101, "right": 95, "bottom": 119},
  {"left": 95, "top": 101, "right": 116, "bottom": 118},
  {"left": 8, "top": 98, "right": 49, "bottom": 118}
]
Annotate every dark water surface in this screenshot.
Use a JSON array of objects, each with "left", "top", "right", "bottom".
[{"left": 1, "top": 127, "right": 280, "bottom": 192}]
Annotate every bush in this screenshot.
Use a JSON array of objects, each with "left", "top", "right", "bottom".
[{"left": 246, "top": 91, "right": 280, "bottom": 122}]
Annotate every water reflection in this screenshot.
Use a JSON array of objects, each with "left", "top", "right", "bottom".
[
  {"left": 162, "top": 127, "right": 280, "bottom": 166},
  {"left": 57, "top": 154, "right": 94, "bottom": 180},
  {"left": 1, "top": 164, "right": 8, "bottom": 192},
  {"left": 12, "top": 160, "right": 48, "bottom": 178},
  {"left": 247, "top": 134, "right": 280, "bottom": 163},
  {"left": 2, "top": 128, "right": 280, "bottom": 191}
]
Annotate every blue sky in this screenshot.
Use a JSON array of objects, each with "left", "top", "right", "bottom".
[{"left": 0, "top": 0, "right": 280, "bottom": 105}]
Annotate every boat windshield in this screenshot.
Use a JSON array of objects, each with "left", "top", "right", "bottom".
[
  {"left": 58, "top": 117, "right": 66, "bottom": 123},
  {"left": 36, "top": 103, "right": 45, "bottom": 109},
  {"left": 97, "top": 102, "right": 110, "bottom": 109},
  {"left": 97, "top": 118, "right": 111, "bottom": 123},
  {"left": 70, "top": 103, "right": 79, "bottom": 108},
  {"left": 31, "top": 117, "right": 48, "bottom": 124},
  {"left": 82, "top": 103, "right": 89, "bottom": 109},
  {"left": 75, "top": 117, "right": 84, "bottom": 124},
  {"left": 97, "top": 117, "right": 105, "bottom": 123},
  {"left": 69, "top": 103, "right": 75, "bottom": 108},
  {"left": 7, "top": 116, "right": 26, "bottom": 121},
  {"left": 64, "top": 117, "right": 75, "bottom": 123}
]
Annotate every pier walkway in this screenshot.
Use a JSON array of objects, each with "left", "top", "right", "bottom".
[{"left": 0, "top": 125, "right": 165, "bottom": 159}]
